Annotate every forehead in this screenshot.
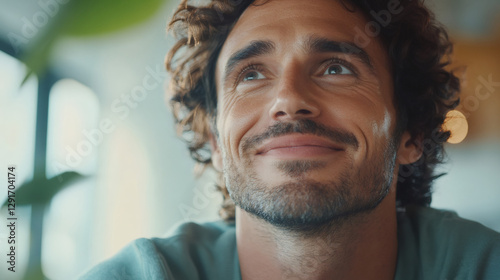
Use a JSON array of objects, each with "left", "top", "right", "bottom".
[
  {"left": 216, "top": 0, "right": 390, "bottom": 84},
  {"left": 229, "top": 0, "right": 365, "bottom": 40}
]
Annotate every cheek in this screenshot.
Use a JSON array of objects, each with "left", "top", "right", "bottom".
[
  {"left": 323, "top": 84, "right": 395, "bottom": 152},
  {"left": 218, "top": 93, "right": 266, "bottom": 159},
  {"left": 371, "top": 109, "right": 393, "bottom": 140},
  {"left": 328, "top": 83, "right": 389, "bottom": 123}
]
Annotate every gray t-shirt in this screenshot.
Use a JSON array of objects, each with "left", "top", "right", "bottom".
[{"left": 79, "top": 207, "right": 500, "bottom": 280}]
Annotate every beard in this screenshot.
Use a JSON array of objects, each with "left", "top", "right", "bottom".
[{"left": 222, "top": 119, "right": 399, "bottom": 232}]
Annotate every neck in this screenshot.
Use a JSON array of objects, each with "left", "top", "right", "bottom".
[{"left": 236, "top": 192, "right": 398, "bottom": 280}]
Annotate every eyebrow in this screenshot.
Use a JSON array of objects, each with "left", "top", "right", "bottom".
[
  {"left": 222, "top": 35, "right": 374, "bottom": 84},
  {"left": 303, "top": 35, "right": 374, "bottom": 71},
  {"left": 223, "top": 40, "right": 275, "bottom": 84}
]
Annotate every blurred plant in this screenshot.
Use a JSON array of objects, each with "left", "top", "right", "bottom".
[
  {"left": 20, "top": 0, "right": 165, "bottom": 79},
  {"left": 1, "top": 171, "right": 86, "bottom": 208},
  {"left": 2, "top": 0, "right": 167, "bottom": 279}
]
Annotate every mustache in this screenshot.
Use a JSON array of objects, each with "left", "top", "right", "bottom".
[{"left": 242, "top": 119, "right": 359, "bottom": 153}]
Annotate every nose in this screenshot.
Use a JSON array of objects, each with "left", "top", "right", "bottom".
[{"left": 268, "top": 77, "right": 320, "bottom": 121}]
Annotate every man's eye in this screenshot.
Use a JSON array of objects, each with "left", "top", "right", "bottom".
[
  {"left": 242, "top": 71, "right": 266, "bottom": 81},
  {"left": 323, "top": 64, "right": 353, "bottom": 75}
]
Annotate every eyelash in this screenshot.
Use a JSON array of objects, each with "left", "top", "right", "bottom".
[
  {"left": 235, "top": 63, "right": 266, "bottom": 85},
  {"left": 320, "top": 57, "right": 358, "bottom": 76},
  {"left": 233, "top": 57, "right": 358, "bottom": 86}
]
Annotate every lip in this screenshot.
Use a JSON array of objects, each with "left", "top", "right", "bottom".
[{"left": 256, "top": 134, "right": 345, "bottom": 157}]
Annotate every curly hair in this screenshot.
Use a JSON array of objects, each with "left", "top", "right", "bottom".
[{"left": 165, "top": 0, "right": 460, "bottom": 220}]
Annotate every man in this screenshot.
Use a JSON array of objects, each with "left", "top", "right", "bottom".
[{"left": 81, "top": 0, "right": 500, "bottom": 279}]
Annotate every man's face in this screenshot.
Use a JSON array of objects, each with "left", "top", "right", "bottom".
[{"left": 213, "top": 0, "right": 413, "bottom": 229}]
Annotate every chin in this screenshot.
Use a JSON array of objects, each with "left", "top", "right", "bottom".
[{"left": 228, "top": 172, "right": 392, "bottom": 233}]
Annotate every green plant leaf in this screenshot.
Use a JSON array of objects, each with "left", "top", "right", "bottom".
[
  {"left": 22, "top": 265, "right": 45, "bottom": 280},
  {"left": 20, "top": 0, "right": 166, "bottom": 77},
  {"left": 62, "top": 0, "right": 165, "bottom": 36},
  {"left": 1, "top": 171, "right": 87, "bottom": 208}
]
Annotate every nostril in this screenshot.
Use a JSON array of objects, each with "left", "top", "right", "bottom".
[
  {"left": 296, "top": 109, "right": 311, "bottom": 115},
  {"left": 270, "top": 100, "right": 320, "bottom": 120},
  {"left": 275, "top": 111, "right": 286, "bottom": 117}
]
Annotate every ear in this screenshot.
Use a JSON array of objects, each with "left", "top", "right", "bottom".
[
  {"left": 397, "top": 131, "right": 423, "bottom": 165},
  {"left": 209, "top": 133, "right": 223, "bottom": 172}
]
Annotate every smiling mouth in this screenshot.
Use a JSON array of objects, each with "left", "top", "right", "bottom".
[{"left": 256, "top": 134, "right": 344, "bottom": 158}]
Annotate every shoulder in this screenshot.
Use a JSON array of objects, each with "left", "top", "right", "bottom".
[
  {"left": 78, "top": 220, "right": 239, "bottom": 280},
  {"left": 396, "top": 206, "right": 500, "bottom": 280},
  {"left": 402, "top": 206, "right": 500, "bottom": 249}
]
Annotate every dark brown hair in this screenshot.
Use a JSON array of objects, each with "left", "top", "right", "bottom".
[{"left": 165, "top": 0, "right": 460, "bottom": 220}]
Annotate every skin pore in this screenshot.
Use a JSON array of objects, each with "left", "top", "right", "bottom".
[{"left": 210, "top": 0, "right": 421, "bottom": 279}]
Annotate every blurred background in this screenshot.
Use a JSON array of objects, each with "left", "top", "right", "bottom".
[{"left": 0, "top": 0, "right": 499, "bottom": 279}]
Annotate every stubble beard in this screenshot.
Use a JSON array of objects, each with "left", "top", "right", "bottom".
[{"left": 221, "top": 120, "right": 399, "bottom": 232}]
